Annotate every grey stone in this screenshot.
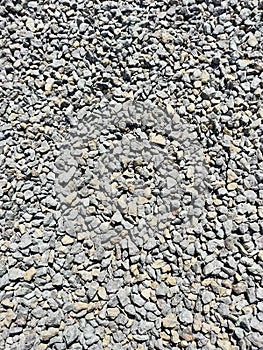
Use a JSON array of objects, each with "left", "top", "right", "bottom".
[
  {"left": 128, "top": 239, "right": 139, "bottom": 256},
  {"left": 52, "top": 273, "right": 63, "bottom": 286},
  {"left": 244, "top": 190, "right": 257, "bottom": 203},
  {"left": 144, "top": 237, "right": 157, "bottom": 250},
  {"left": 246, "top": 288, "right": 257, "bottom": 303},
  {"left": 19, "top": 234, "right": 32, "bottom": 249},
  {"left": 247, "top": 332, "right": 263, "bottom": 348},
  {"left": 178, "top": 309, "right": 193, "bottom": 324},
  {"left": 203, "top": 260, "right": 223, "bottom": 276},
  {"left": 83, "top": 324, "right": 95, "bottom": 340},
  {"left": 63, "top": 324, "right": 79, "bottom": 346},
  {"left": 0, "top": 274, "right": 9, "bottom": 288},
  {"left": 133, "top": 334, "right": 149, "bottom": 341},
  {"left": 251, "top": 316, "right": 263, "bottom": 332},
  {"left": 201, "top": 290, "right": 215, "bottom": 304},
  {"left": 238, "top": 315, "right": 251, "bottom": 332},
  {"left": 234, "top": 327, "right": 245, "bottom": 339},
  {"left": 45, "top": 311, "right": 62, "bottom": 327},
  {"left": 216, "top": 303, "right": 230, "bottom": 317},
  {"left": 233, "top": 282, "right": 248, "bottom": 295},
  {"left": 256, "top": 288, "right": 263, "bottom": 300},
  {"left": 144, "top": 301, "right": 158, "bottom": 313},
  {"left": 124, "top": 304, "right": 136, "bottom": 316},
  {"left": 117, "top": 288, "right": 130, "bottom": 307},
  {"left": 8, "top": 267, "right": 24, "bottom": 281},
  {"left": 24, "top": 190, "right": 34, "bottom": 201},
  {"left": 131, "top": 294, "right": 145, "bottom": 307},
  {"left": 156, "top": 282, "right": 168, "bottom": 297}
]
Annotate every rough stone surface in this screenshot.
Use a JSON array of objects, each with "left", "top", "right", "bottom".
[{"left": 0, "top": 1, "right": 262, "bottom": 349}]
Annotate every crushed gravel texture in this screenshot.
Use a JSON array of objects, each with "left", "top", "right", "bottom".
[{"left": 0, "top": 0, "right": 262, "bottom": 350}]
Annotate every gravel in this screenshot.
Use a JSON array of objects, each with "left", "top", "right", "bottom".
[{"left": 0, "top": 0, "right": 262, "bottom": 349}]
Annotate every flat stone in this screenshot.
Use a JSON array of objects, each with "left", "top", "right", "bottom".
[
  {"left": 61, "top": 235, "right": 74, "bottom": 245},
  {"left": 203, "top": 260, "right": 223, "bottom": 276},
  {"left": 251, "top": 317, "right": 262, "bottom": 332},
  {"left": 201, "top": 290, "right": 215, "bottom": 304},
  {"left": 45, "top": 78, "right": 55, "bottom": 92},
  {"left": 247, "top": 332, "right": 263, "bottom": 348},
  {"left": 234, "top": 327, "right": 244, "bottom": 339},
  {"left": 1, "top": 299, "right": 14, "bottom": 308},
  {"left": 45, "top": 311, "right": 62, "bottom": 327},
  {"left": 256, "top": 288, "right": 263, "bottom": 300},
  {"left": 141, "top": 288, "right": 151, "bottom": 300},
  {"left": 165, "top": 275, "right": 177, "bottom": 286},
  {"left": 19, "top": 234, "right": 32, "bottom": 249},
  {"left": 144, "top": 237, "right": 157, "bottom": 250},
  {"left": 112, "top": 210, "right": 123, "bottom": 223},
  {"left": 244, "top": 190, "right": 257, "bottom": 203},
  {"left": 38, "top": 140, "right": 50, "bottom": 153},
  {"left": 128, "top": 202, "right": 137, "bottom": 217},
  {"left": 162, "top": 313, "right": 178, "bottom": 328},
  {"left": 64, "top": 324, "right": 79, "bottom": 346},
  {"left": 106, "top": 307, "right": 120, "bottom": 319},
  {"left": 156, "top": 282, "right": 167, "bottom": 297},
  {"left": 128, "top": 240, "right": 139, "bottom": 256},
  {"left": 41, "top": 327, "right": 59, "bottom": 341},
  {"left": 9, "top": 268, "right": 24, "bottom": 281},
  {"left": 227, "top": 169, "right": 238, "bottom": 182},
  {"left": 73, "top": 302, "right": 96, "bottom": 313},
  {"left": 150, "top": 133, "right": 166, "bottom": 145},
  {"left": 227, "top": 183, "right": 238, "bottom": 191},
  {"left": 131, "top": 294, "right": 145, "bottom": 307},
  {"left": 133, "top": 334, "right": 149, "bottom": 342}
]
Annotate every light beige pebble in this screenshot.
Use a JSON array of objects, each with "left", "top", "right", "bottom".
[
  {"left": 162, "top": 313, "right": 178, "bottom": 328},
  {"left": 160, "top": 331, "right": 170, "bottom": 340},
  {"left": 98, "top": 287, "right": 108, "bottom": 300},
  {"left": 227, "top": 183, "right": 238, "bottom": 191},
  {"left": 171, "top": 330, "right": 180, "bottom": 343},
  {"left": 40, "top": 327, "right": 59, "bottom": 341},
  {"left": 73, "top": 302, "right": 96, "bottom": 312},
  {"left": 1, "top": 299, "right": 14, "bottom": 308},
  {"left": 247, "top": 34, "right": 258, "bottom": 47},
  {"left": 24, "top": 267, "right": 36, "bottom": 281},
  {"left": 77, "top": 231, "right": 89, "bottom": 241},
  {"left": 26, "top": 17, "right": 35, "bottom": 31},
  {"left": 61, "top": 235, "right": 74, "bottom": 245},
  {"left": 107, "top": 307, "right": 120, "bottom": 319},
  {"left": 65, "top": 192, "right": 78, "bottom": 204},
  {"left": 165, "top": 275, "right": 177, "bottom": 286},
  {"left": 150, "top": 133, "right": 166, "bottom": 145},
  {"left": 217, "top": 339, "right": 234, "bottom": 350},
  {"left": 201, "top": 70, "right": 210, "bottom": 83},
  {"left": 141, "top": 288, "right": 151, "bottom": 300},
  {"left": 187, "top": 104, "right": 195, "bottom": 113},
  {"left": 152, "top": 260, "right": 166, "bottom": 269},
  {"left": 227, "top": 169, "right": 238, "bottom": 182},
  {"left": 194, "top": 80, "right": 202, "bottom": 88}
]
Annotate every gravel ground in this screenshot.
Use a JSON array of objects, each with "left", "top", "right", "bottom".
[{"left": 0, "top": 0, "right": 262, "bottom": 349}]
